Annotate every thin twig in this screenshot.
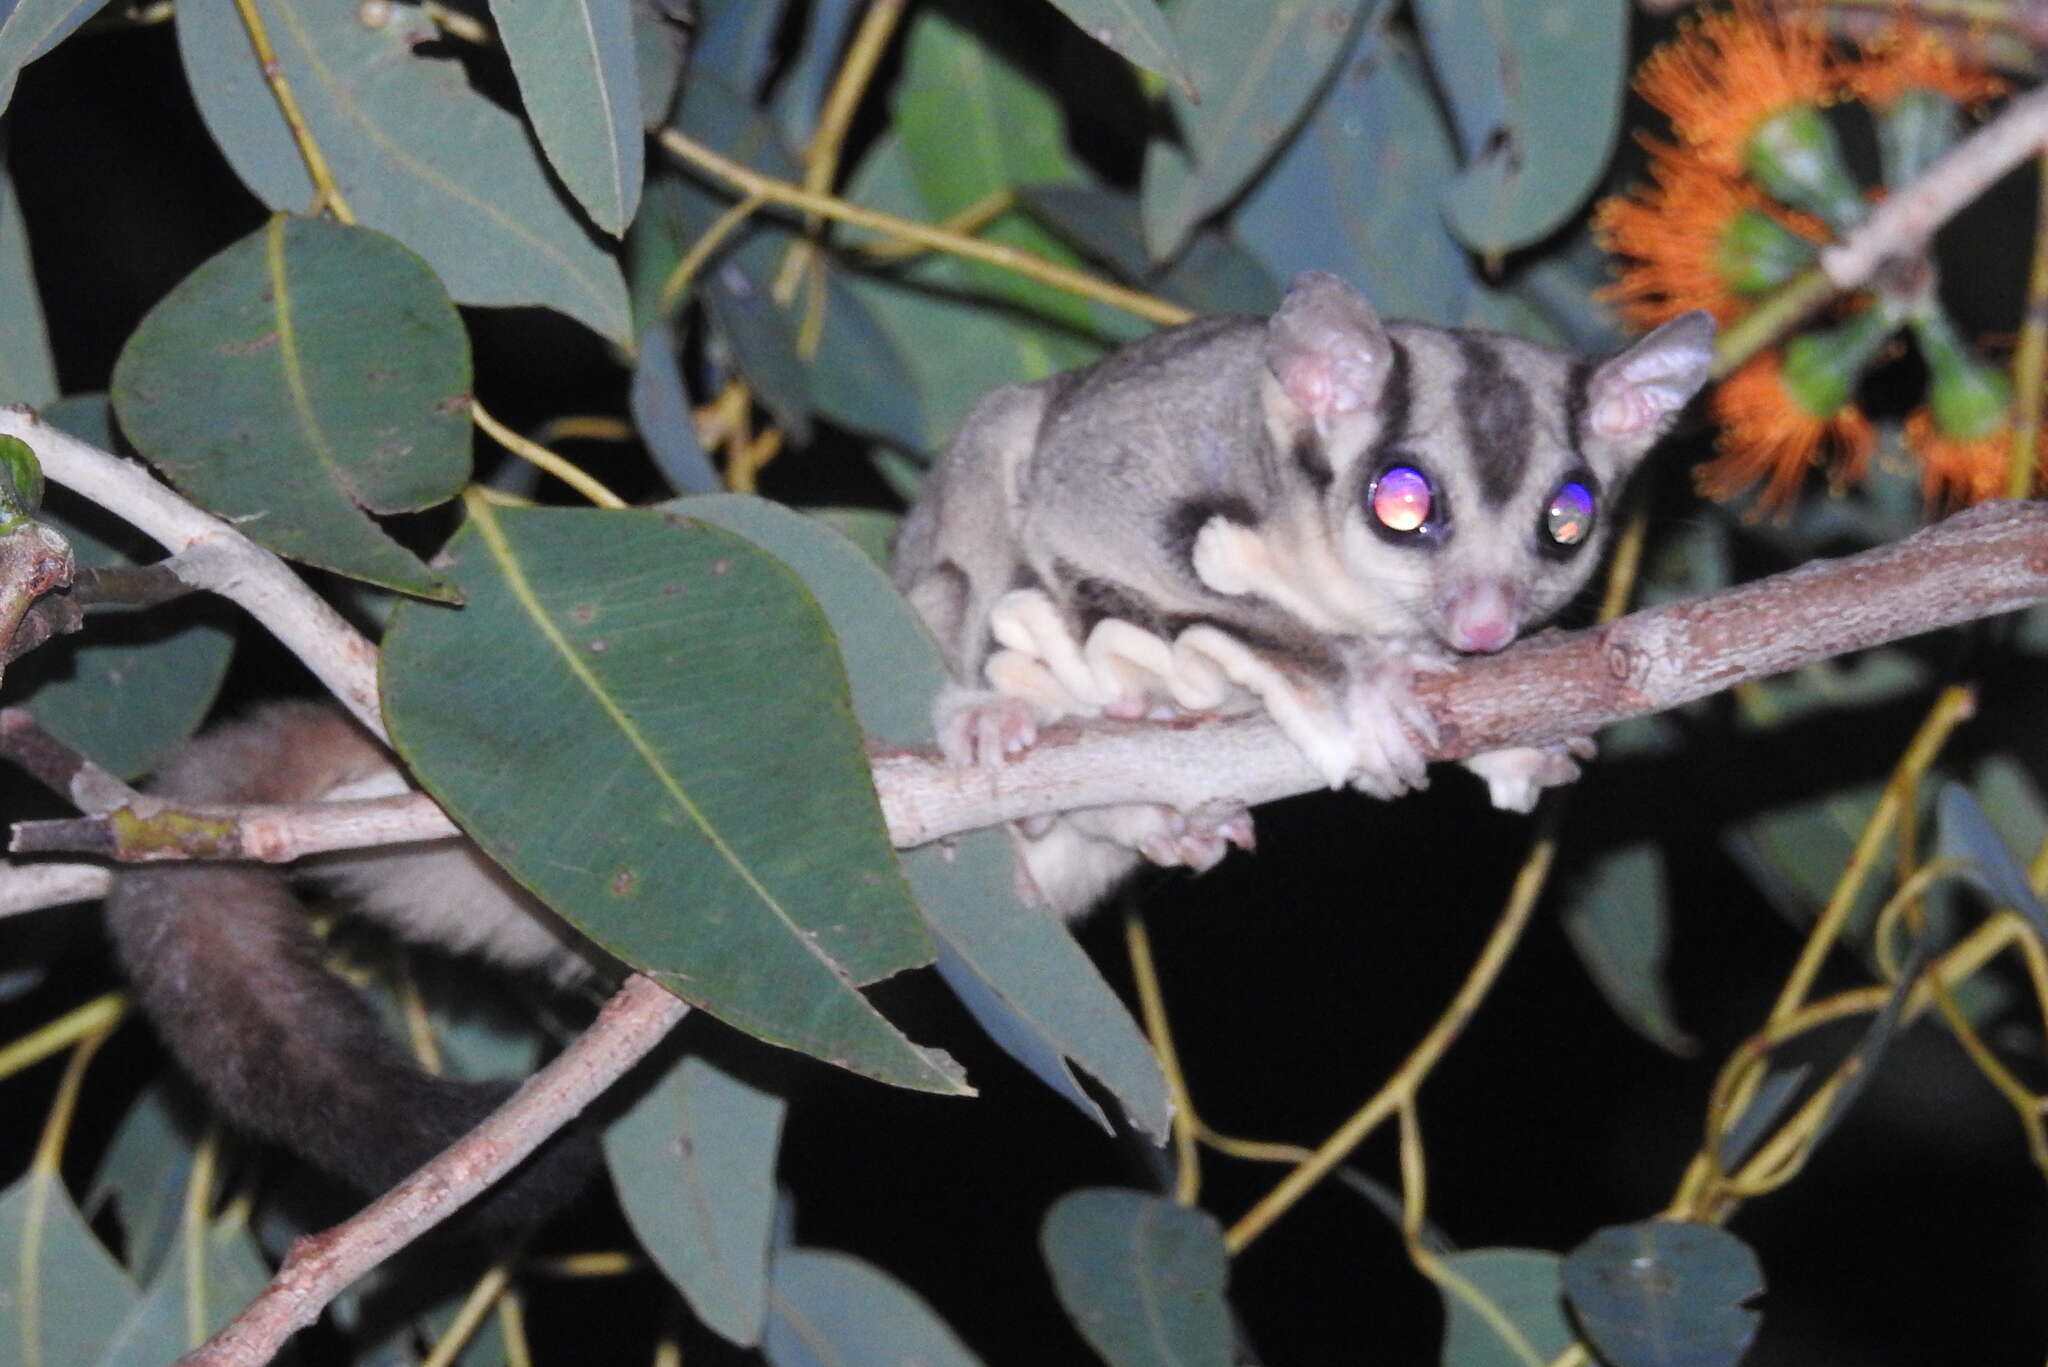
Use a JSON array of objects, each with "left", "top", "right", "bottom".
[{"left": 177, "top": 975, "right": 689, "bottom": 1367}]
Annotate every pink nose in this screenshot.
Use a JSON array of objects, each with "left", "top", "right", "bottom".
[{"left": 1441, "top": 580, "right": 1519, "bottom": 654}]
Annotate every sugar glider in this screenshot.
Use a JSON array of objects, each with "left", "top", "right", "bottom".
[
  {"left": 892, "top": 271, "right": 1714, "bottom": 915},
  {"left": 102, "top": 702, "right": 603, "bottom": 1229}
]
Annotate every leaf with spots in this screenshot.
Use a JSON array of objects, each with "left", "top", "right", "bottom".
[
  {"left": 1561, "top": 1222, "right": 1764, "bottom": 1367},
  {"left": 382, "top": 502, "right": 965, "bottom": 1093},
  {"left": 111, "top": 214, "right": 472, "bottom": 599},
  {"left": 1041, "top": 1188, "right": 1234, "bottom": 1367},
  {"left": 607, "top": 1054, "right": 785, "bottom": 1347}
]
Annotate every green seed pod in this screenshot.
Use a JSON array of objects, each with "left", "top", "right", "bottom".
[
  {"left": 1912, "top": 307, "right": 2012, "bottom": 439},
  {"left": 1716, "top": 207, "right": 1819, "bottom": 295},
  {"left": 1780, "top": 302, "right": 1899, "bottom": 418},
  {"left": 0, "top": 434, "right": 45, "bottom": 535}
]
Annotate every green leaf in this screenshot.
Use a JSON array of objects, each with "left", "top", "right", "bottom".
[
  {"left": 1044, "top": 0, "right": 1194, "bottom": 98},
  {"left": 1561, "top": 1221, "right": 1764, "bottom": 1367},
  {"left": 84, "top": 1082, "right": 196, "bottom": 1285},
  {"left": 110, "top": 215, "right": 471, "bottom": 599},
  {"left": 633, "top": 0, "right": 688, "bottom": 127},
  {"left": 4, "top": 400, "right": 234, "bottom": 780},
  {"left": 1237, "top": 32, "right": 1475, "bottom": 327},
  {"left": 381, "top": 503, "right": 962, "bottom": 1093},
  {"left": 847, "top": 135, "right": 1100, "bottom": 450},
  {"left": 1041, "top": 1189, "right": 1233, "bottom": 1367},
  {"left": 490, "top": 0, "right": 643, "bottom": 235},
  {"left": 0, "top": 1168, "right": 140, "bottom": 1367},
  {"left": 703, "top": 261, "right": 813, "bottom": 444},
  {"left": 691, "top": 0, "right": 788, "bottom": 104},
  {"left": 0, "top": 162, "right": 57, "bottom": 406},
  {"left": 176, "top": 0, "right": 631, "bottom": 343},
  {"left": 763, "top": 1248, "right": 985, "bottom": 1367},
  {"left": 1421, "top": 0, "right": 1629, "bottom": 254},
  {"left": 1937, "top": 781, "right": 2048, "bottom": 942},
  {"left": 1558, "top": 843, "right": 1694, "bottom": 1054},
  {"left": 1714, "top": 1065, "right": 1808, "bottom": 1170},
  {"left": 1436, "top": 1249, "right": 1574, "bottom": 1367},
  {"left": 97, "top": 1220, "right": 274, "bottom": 1367},
  {"left": 1140, "top": 0, "right": 1373, "bottom": 262},
  {"left": 893, "top": 9, "right": 1099, "bottom": 333},
  {"left": 675, "top": 494, "right": 1169, "bottom": 1137},
  {"left": 0, "top": 0, "right": 107, "bottom": 117},
  {"left": 630, "top": 324, "right": 720, "bottom": 495},
  {"left": 607, "top": 1054, "right": 784, "bottom": 1347}
]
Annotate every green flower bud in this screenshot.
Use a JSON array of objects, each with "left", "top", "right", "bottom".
[
  {"left": 1744, "top": 105, "right": 1865, "bottom": 236},
  {"left": 1715, "top": 207, "right": 1818, "bottom": 295},
  {"left": 1779, "top": 303, "right": 1898, "bottom": 418},
  {"left": 0, "top": 435, "right": 44, "bottom": 535},
  {"left": 1912, "top": 307, "right": 2011, "bottom": 439}
]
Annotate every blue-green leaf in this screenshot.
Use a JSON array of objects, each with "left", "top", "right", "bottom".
[
  {"left": 177, "top": 0, "right": 631, "bottom": 343},
  {"left": 630, "top": 323, "right": 719, "bottom": 494},
  {"left": 763, "top": 1248, "right": 985, "bottom": 1367},
  {"left": 675, "top": 494, "right": 1170, "bottom": 1138},
  {"left": 1419, "top": 0, "right": 1629, "bottom": 254},
  {"left": 1558, "top": 843, "right": 1693, "bottom": 1054},
  {"left": 1043, "top": 0, "right": 1193, "bottom": 98},
  {"left": 0, "top": 1168, "right": 139, "bottom": 1367},
  {"left": 1937, "top": 781, "right": 2048, "bottom": 942},
  {"left": 0, "top": 161, "right": 56, "bottom": 406},
  {"left": 382, "top": 504, "right": 963, "bottom": 1093},
  {"left": 1561, "top": 1221, "right": 1764, "bottom": 1367},
  {"left": 491, "top": 0, "right": 643, "bottom": 234},
  {"left": 1437, "top": 1249, "right": 1574, "bottom": 1367},
  {"left": 607, "top": 1054, "right": 784, "bottom": 1347},
  {"left": 97, "top": 1220, "right": 274, "bottom": 1367},
  {"left": 0, "top": 0, "right": 107, "bottom": 117},
  {"left": 110, "top": 215, "right": 471, "bottom": 599},
  {"left": 1141, "top": 0, "right": 1376, "bottom": 262},
  {"left": 1041, "top": 1189, "right": 1233, "bottom": 1367}
]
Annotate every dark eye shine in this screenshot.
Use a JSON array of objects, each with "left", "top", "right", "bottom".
[
  {"left": 1370, "top": 464, "right": 1433, "bottom": 534},
  {"left": 1544, "top": 478, "right": 1595, "bottom": 548}
]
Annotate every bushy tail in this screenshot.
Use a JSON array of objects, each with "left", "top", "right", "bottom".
[{"left": 102, "top": 703, "right": 596, "bottom": 1230}]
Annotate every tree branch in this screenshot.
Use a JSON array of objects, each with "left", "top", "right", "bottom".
[
  {"left": 0, "top": 407, "right": 385, "bottom": 741},
  {"left": 176, "top": 974, "right": 689, "bottom": 1367}
]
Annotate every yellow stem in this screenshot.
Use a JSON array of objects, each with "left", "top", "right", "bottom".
[
  {"left": 659, "top": 190, "right": 768, "bottom": 316},
  {"left": 420, "top": 1260, "right": 515, "bottom": 1367},
  {"left": 1224, "top": 830, "right": 1556, "bottom": 1254},
  {"left": 857, "top": 189, "right": 1017, "bottom": 264},
  {"left": 1768, "top": 684, "right": 1975, "bottom": 1024},
  {"left": 0, "top": 992, "right": 125, "bottom": 1085},
  {"left": 472, "top": 401, "right": 629, "bottom": 509},
  {"left": 1124, "top": 910, "right": 1202, "bottom": 1205},
  {"left": 230, "top": 0, "right": 354, "bottom": 223},
  {"left": 656, "top": 126, "right": 1190, "bottom": 328},
  {"left": 181, "top": 1126, "right": 222, "bottom": 1347},
  {"left": 531, "top": 416, "right": 637, "bottom": 447}
]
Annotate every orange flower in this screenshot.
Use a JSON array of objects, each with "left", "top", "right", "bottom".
[
  {"left": 1697, "top": 351, "right": 1876, "bottom": 512},
  {"left": 1843, "top": 21, "right": 2006, "bottom": 110},
  {"left": 1635, "top": 0, "right": 1841, "bottom": 176},
  {"left": 1903, "top": 408, "right": 2017, "bottom": 506},
  {"left": 1594, "top": 141, "right": 1826, "bottom": 327}
]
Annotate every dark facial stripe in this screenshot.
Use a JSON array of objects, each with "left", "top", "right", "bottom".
[
  {"left": 1357, "top": 337, "right": 1413, "bottom": 475},
  {"left": 1456, "top": 335, "right": 1536, "bottom": 509},
  {"left": 1563, "top": 358, "right": 1592, "bottom": 450},
  {"left": 1293, "top": 429, "right": 1332, "bottom": 492}
]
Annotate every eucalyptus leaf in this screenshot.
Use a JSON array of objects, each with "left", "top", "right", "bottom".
[
  {"left": 491, "top": 0, "right": 643, "bottom": 234},
  {"left": 763, "top": 1248, "right": 985, "bottom": 1367},
  {"left": 1561, "top": 1221, "right": 1764, "bottom": 1367},
  {"left": 675, "top": 494, "right": 1169, "bottom": 1137},
  {"left": 111, "top": 215, "right": 471, "bottom": 599},
  {"left": 85, "top": 1082, "right": 196, "bottom": 1285},
  {"left": 1237, "top": 32, "right": 1474, "bottom": 327},
  {"left": 0, "top": 1169, "right": 140, "bottom": 1367},
  {"left": 1044, "top": 0, "right": 1193, "bottom": 98},
  {"left": 768, "top": 0, "right": 861, "bottom": 147},
  {"left": 893, "top": 9, "right": 1098, "bottom": 333},
  {"left": 1714, "top": 1065, "right": 1808, "bottom": 1171},
  {"left": 0, "top": 161, "right": 56, "bottom": 407},
  {"left": 1041, "top": 1189, "right": 1233, "bottom": 1367},
  {"left": 630, "top": 323, "right": 720, "bottom": 494},
  {"left": 1436, "top": 1248, "right": 1574, "bottom": 1367},
  {"left": 97, "top": 1221, "right": 275, "bottom": 1367},
  {"left": 1421, "top": 0, "right": 1629, "bottom": 254},
  {"left": 177, "top": 0, "right": 631, "bottom": 343},
  {"left": 382, "top": 504, "right": 963, "bottom": 1093},
  {"left": 607, "top": 1054, "right": 784, "bottom": 1347},
  {"left": 704, "top": 259, "right": 813, "bottom": 444},
  {"left": 801, "top": 268, "right": 929, "bottom": 452},
  {"left": 632, "top": 0, "right": 689, "bottom": 127},
  {"left": 1558, "top": 843, "right": 1693, "bottom": 1054},
  {"left": 0, "top": 0, "right": 108, "bottom": 117},
  {"left": 691, "top": 0, "right": 788, "bottom": 103},
  {"left": 1140, "top": 0, "right": 1376, "bottom": 263},
  {"left": 1936, "top": 781, "right": 2048, "bottom": 942}
]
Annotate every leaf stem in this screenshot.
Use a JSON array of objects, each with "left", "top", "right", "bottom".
[
  {"left": 471, "top": 402, "right": 627, "bottom": 509},
  {"left": 229, "top": 0, "right": 354, "bottom": 223}
]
